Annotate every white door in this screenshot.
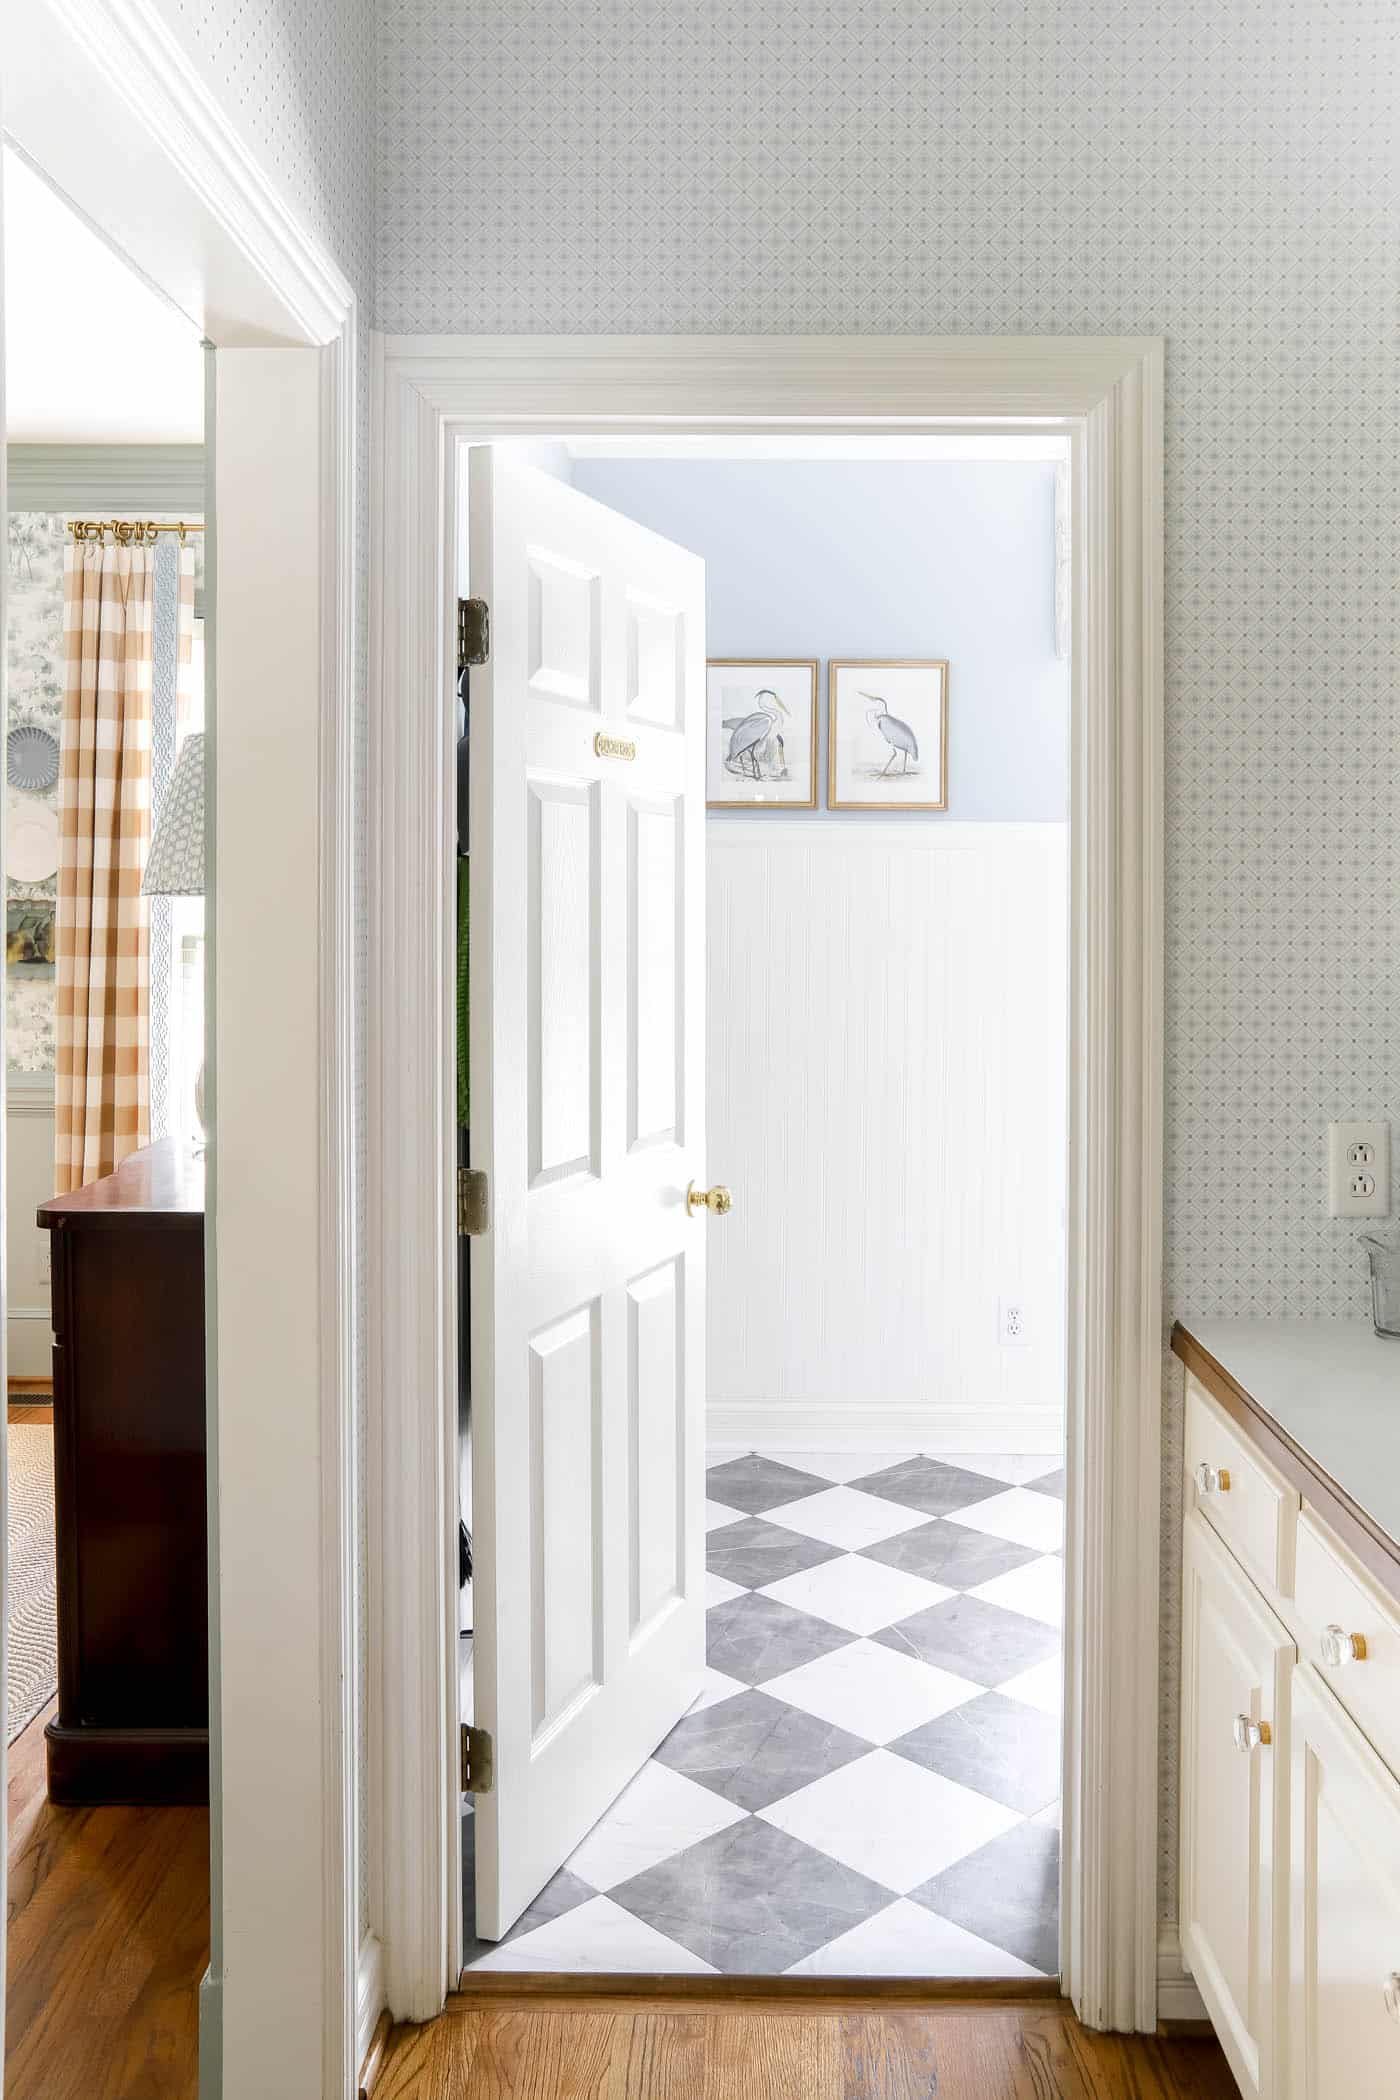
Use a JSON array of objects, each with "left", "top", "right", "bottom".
[
  {"left": 1179, "top": 1513, "right": 1293, "bottom": 2100},
  {"left": 467, "top": 452, "right": 712, "bottom": 1938},
  {"left": 1289, "top": 1664, "right": 1400, "bottom": 2100}
]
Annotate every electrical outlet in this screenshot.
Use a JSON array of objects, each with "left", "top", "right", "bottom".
[
  {"left": 1327, "top": 1120, "right": 1391, "bottom": 1219},
  {"left": 999, "top": 1299, "right": 1030, "bottom": 1346}
]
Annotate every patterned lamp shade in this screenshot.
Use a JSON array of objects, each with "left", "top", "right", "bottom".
[{"left": 142, "top": 732, "right": 205, "bottom": 896}]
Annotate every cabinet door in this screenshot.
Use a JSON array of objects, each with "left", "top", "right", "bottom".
[
  {"left": 1289, "top": 1665, "right": 1400, "bottom": 2100},
  {"left": 1181, "top": 1512, "right": 1294, "bottom": 2100}
]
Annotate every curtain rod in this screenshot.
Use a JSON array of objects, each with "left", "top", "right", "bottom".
[{"left": 67, "top": 518, "right": 204, "bottom": 544}]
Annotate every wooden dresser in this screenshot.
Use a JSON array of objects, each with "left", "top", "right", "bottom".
[{"left": 37, "top": 1137, "right": 208, "bottom": 1804}]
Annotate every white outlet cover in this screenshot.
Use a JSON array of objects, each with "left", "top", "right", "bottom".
[{"left": 1327, "top": 1120, "right": 1391, "bottom": 1219}]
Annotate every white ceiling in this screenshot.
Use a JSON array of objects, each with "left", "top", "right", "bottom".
[{"left": 3, "top": 148, "right": 203, "bottom": 445}]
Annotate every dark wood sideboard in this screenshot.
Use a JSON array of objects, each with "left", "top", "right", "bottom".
[{"left": 37, "top": 1137, "right": 208, "bottom": 1804}]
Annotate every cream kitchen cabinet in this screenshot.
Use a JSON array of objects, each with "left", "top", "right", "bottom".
[
  {"left": 1180, "top": 1512, "right": 1293, "bottom": 2100},
  {"left": 1173, "top": 1325, "right": 1400, "bottom": 2100},
  {"left": 1288, "top": 1664, "right": 1400, "bottom": 2100}
]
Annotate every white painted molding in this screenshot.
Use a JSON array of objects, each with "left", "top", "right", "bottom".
[
  {"left": 5, "top": 1081, "right": 55, "bottom": 1121},
  {"left": 355, "top": 1932, "right": 387, "bottom": 2073},
  {"left": 1157, "top": 1927, "right": 1208, "bottom": 2023},
  {"left": 5, "top": 442, "right": 205, "bottom": 511},
  {"left": 368, "top": 333, "right": 1165, "bottom": 2032},
  {"left": 706, "top": 1402, "right": 1064, "bottom": 1456},
  {"left": 12, "top": 0, "right": 353, "bottom": 347}
]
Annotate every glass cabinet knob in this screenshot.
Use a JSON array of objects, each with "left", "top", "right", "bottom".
[
  {"left": 1320, "top": 1624, "right": 1367, "bottom": 1668},
  {"left": 1232, "top": 1714, "right": 1269, "bottom": 1753},
  {"left": 1194, "top": 1461, "right": 1231, "bottom": 1496}
]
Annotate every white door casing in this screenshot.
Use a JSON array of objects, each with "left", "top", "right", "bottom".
[
  {"left": 368, "top": 336, "right": 1164, "bottom": 2027},
  {"left": 467, "top": 454, "right": 708, "bottom": 1936},
  {"left": 1289, "top": 1665, "right": 1400, "bottom": 2100}
]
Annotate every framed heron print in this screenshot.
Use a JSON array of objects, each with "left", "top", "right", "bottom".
[
  {"left": 707, "top": 659, "right": 819, "bottom": 809},
  {"left": 828, "top": 659, "right": 949, "bottom": 811}
]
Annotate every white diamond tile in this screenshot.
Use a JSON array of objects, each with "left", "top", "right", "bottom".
[
  {"left": 705, "top": 1499, "right": 744, "bottom": 1531},
  {"left": 997, "top": 1658, "right": 1064, "bottom": 1718},
  {"left": 473, "top": 1892, "right": 717, "bottom": 1973},
  {"left": 706, "top": 1571, "right": 747, "bottom": 1608},
  {"left": 765, "top": 1637, "right": 981, "bottom": 1743},
  {"left": 564, "top": 1760, "right": 746, "bottom": 1891},
  {"left": 785, "top": 1895, "right": 1044, "bottom": 1979},
  {"left": 759, "top": 1748, "right": 1021, "bottom": 1893},
  {"left": 764, "top": 1486, "right": 931, "bottom": 1551},
  {"left": 760, "top": 1552, "right": 953, "bottom": 1636},
  {"left": 968, "top": 1555, "right": 1065, "bottom": 1629},
  {"left": 778, "top": 1450, "right": 916, "bottom": 1484},
  {"left": 686, "top": 1667, "right": 748, "bottom": 1714},
  {"left": 948, "top": 1488, "right": 1065, "bottom": 1554},
  {"left": 939, "top": 1454, "right": 1066, "bottom": 1488}
]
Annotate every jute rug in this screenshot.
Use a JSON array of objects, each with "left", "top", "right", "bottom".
[{"left": 8, "top": 1424, "right": 57, "bottom": 1743}]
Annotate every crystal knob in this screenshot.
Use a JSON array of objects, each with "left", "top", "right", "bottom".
[
  {"left": 1384, "top": 1973, "right": 1400, "bottom": 2024},
  {"left": 1194, "top": 1461, "right": 1231, "bottom": 1496},
  {"left": 1232, "top": 1714, "right": 1270, "bottom": 1753},
  {"left": 1320, "top": 1624, "right": 1368, "bottom": 1668}
]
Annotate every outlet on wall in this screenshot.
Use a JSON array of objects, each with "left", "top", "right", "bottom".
[
  {"left": 998, "top": 1298, "right": 1030, "bottom": 1346},
  {"left": 1327, "top": 1120, "right": 1391, "bottom": 1219}
]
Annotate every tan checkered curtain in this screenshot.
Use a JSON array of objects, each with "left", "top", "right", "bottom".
[{"left": 55, "top": 540, "right": 155, "bottom": 1191}]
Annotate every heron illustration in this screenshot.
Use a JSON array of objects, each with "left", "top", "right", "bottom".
[
  {"left": 724, "top": 687, "right": 790, "bottom": 781},
  {"left": 861, "top": 691, "right": 919, "bottom": 776}
]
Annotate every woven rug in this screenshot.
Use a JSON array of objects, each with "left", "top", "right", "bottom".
[{"left": 8, "top": 1424, "right": 57, "bottom": 1743}]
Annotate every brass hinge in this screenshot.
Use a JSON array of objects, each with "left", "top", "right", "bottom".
[
  {"left": 457, "top": 597, "right": 489, "bottom": 669},
  {"left": 461, "top": 1723, "right": 494, "bottom": 1794},
  {"left": 458, "top": 1167, "right": 489, "bottom": 1236}
]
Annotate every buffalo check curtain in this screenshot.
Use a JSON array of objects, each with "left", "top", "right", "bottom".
[{"left": 55, "top": 540, "right": 156, "bottom": 1191}]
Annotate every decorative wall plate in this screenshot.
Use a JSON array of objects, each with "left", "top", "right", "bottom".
[
  {"left": 7, "top": 805, "right": 59, "bottom": 884},
  {"left": 7, "top": 725, "right": 60, "bottom": 794}
]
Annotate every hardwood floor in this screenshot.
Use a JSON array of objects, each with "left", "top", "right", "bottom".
[
  {"left": 372, "top": 1995, "right": 1240, "bottom": 2098},
  {"left": 6, "top": 1697, "right": 207, "bottom": 2099}
]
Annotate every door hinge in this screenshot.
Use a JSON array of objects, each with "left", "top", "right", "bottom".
[
  {"left": 461, "top": 1723, "right": 494, "bottom": 1794},
  {"left": 458, "top": 597, "right": 489, "bottom": 669},
  {"left": 458, "top": 1167, "right": 489, "bottom": 1236}
]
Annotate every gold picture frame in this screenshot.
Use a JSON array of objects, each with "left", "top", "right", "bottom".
[
  {"left": 827, "top": 658, "right": 949, "bottom": 811},
  {"left": 707, "top": 659, "right": 819, "bottom": 810}
]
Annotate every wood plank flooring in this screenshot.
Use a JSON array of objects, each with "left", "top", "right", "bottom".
[
  {"left": 373, "top": 1996, "right": 1240, "bottom": 2099},
  {"left": 6, "top": 1696, "right": 207, "bottom": 2099}
]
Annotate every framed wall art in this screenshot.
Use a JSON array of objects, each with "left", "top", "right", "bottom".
[
  {"left": 828, "top": 658, "right": 948, "bottom": 811},
  {"left": 707, "top": 659, "right": 818, "bottom": 809}
]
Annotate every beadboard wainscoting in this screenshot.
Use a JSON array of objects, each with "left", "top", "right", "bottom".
[{"left": 707, "top": 821, "right": 1067, "bottom": 1455}]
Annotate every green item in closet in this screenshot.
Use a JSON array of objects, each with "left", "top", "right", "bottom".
[{"left": 457, "top": 853, "right": 470, "bottom": 1128}]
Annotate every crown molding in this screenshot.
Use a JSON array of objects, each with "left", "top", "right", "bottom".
[{"left": 6, "top": 444, "right": 205, "bottom": 512}]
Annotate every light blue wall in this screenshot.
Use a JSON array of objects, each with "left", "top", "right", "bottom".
[{"left": 569, "top": 458, "right": 1068, "bottom": 821}]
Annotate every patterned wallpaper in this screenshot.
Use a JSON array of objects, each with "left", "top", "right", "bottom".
[{"left": 374, "top": 1, "right": 1400, "bottom": 1923}]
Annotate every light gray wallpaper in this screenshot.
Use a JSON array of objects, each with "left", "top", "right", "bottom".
[{"left": 375, "top": 1, "right": 1400, "bottom": 1922}]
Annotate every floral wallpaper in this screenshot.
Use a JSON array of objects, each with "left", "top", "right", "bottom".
[
  {"left": 6, "top": 515, "right": 65, "bottom": 1072},
  {"left": 4, "top": 512, "right": 203, "bottom": 1072}
]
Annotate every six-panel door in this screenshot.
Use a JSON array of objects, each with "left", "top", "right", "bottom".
[{"left": 1180, "top": 1511, "right": 1294, "bottom": 2100}]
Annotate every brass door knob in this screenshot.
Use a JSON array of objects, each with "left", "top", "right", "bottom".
[{"left": 687, "top": 1180, "right": 733, "bottom": 1217}]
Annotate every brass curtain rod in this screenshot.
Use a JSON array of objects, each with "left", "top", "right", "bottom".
[{"left": 67, "top": 518, "right": 204, "bottom": 544}]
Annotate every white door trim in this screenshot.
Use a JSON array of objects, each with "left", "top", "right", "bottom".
[
  {"left": 7, "top": 8, "right": 362, "bottom": 2091},
  {"left": 368, "top": 332, "right": 1165, "bottom": 2032}
]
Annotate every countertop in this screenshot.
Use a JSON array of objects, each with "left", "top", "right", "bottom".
[
  {"left": 1175, "top": 1317, "right": 1400, "bottom": 1554},
  {"left": 37, "top": 1135, "right": 205, "bottom": 1226}
]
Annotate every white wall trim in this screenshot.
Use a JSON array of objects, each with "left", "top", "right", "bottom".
[
  {"left": 5, "top": 442, "right": 205, "bottom": 512},
  {"left": 368, "top": 332, "right": 1165, "bottom": 2032},
  {"left": 1157, "top": 1926, "right": 1208, "bottom": 2023},
  {"left": 355, "top": 1932, "right": 387, "bottom": 2073},
  {"left": 706, "top": 1402, "right": 1063, "bottom": 1456}
]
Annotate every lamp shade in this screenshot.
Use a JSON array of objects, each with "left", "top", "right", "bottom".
[{"left": 142, "top": 731, "right": 205, "bottom": 897}]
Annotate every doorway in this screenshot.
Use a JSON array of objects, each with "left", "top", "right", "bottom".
[
  {"left": 369, "top": 333, "right": 1164, "bottom": 2032},
  {"left": 454, "top": 435, "right": 1069, "bottom": 1980}
]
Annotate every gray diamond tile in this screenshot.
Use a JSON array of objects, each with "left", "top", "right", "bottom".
[
  {"left": 609, "top": 1814, "right": 893, "bottom": 1972},
  {"left": 705, "top": 1456, "right": 831, "bottom": 1515},
  {"left": 873, "top": 1595, "right": 1060, "bottom": 1689},
  {"left": 848, "top": 1456, "right": 1008, "bottom": 1519},
  {"left": 706, "top": 1591, "right": 854, "bottom": 1686},
  {"left": 859, "top": 1518, "right": 1041, "bottom": 1590},
  {"left": 889, "top": 1690, "right": 1061, "bottom": 1815},
  {"left": 707, "top": 1515, "right": 843, "bottom": 1590},
  {"left": 1031, "top": 1467, "right": 1066, "bottom": 1501},
  {"left": 652, "top": 1688, "right": 872, "bottom": 1811},
  {"left": 910, "top": 1818, "right": 1060, "bottom": 1976}
]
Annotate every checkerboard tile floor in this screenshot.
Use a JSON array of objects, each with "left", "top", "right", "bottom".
[{"left": 462, "top": 1450, "right": 1064, "bottom": 1978}]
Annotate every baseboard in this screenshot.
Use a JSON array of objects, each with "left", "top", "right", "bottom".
[
  {"left": 1156, "top": 1925, "right": 1207, "bottom": 2024},
  {"left": 706, "top": 1399, "right": 1064, "bottom": 1456},
  {"left": 198, "top": 1967, "right": 222, "bottom": 2099},
  {"left": 356, "top": 1932, "right": 387, "bottom": 2079}
]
